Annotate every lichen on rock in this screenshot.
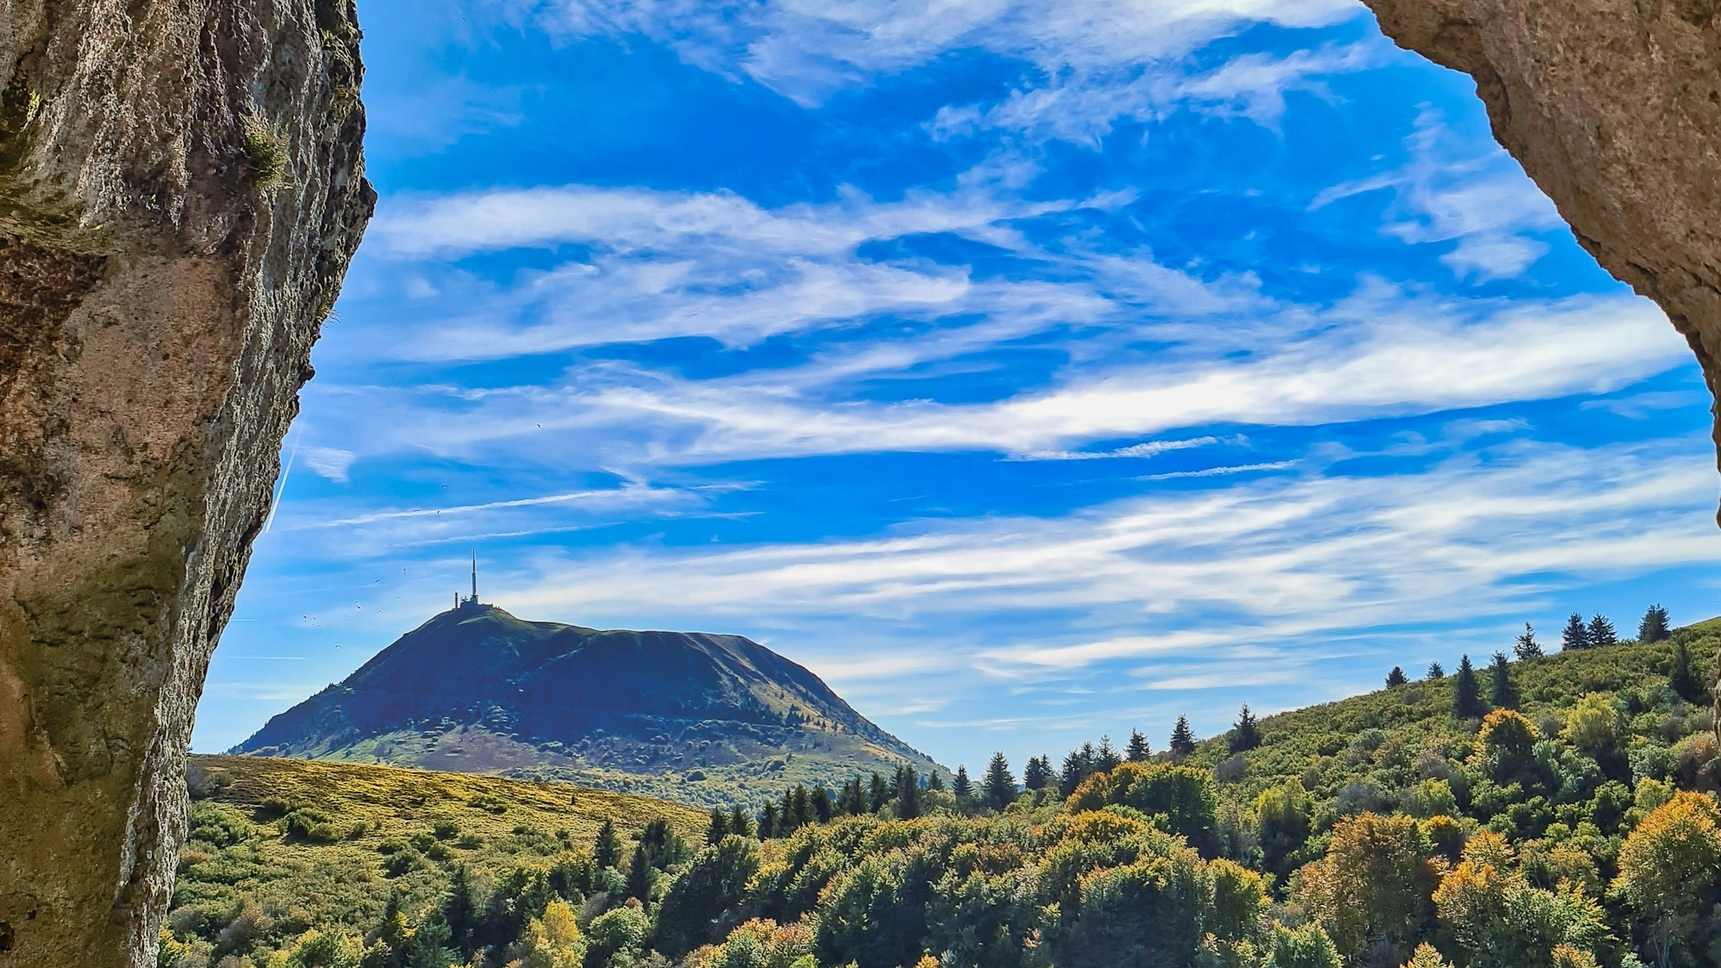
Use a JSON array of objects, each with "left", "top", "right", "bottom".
[{"left": 0, "top": 1, "right": 372, "bottom": 965}]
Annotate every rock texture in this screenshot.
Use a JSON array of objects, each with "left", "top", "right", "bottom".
[
  {"left": 0, "top": 2, "right": 371, "bottom": 966},
  {"left": 1359, "top": 0, "right": 1721, "bottom": 493}
]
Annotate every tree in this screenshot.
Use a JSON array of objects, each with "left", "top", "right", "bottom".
[
  {"left": 440, "top": 865, "right": 483, "bottom": 959},
  {"left": 1022, "top": 755, "right": 1052, "bottom": 791},
  {"left": 1057, "top": 750, "right": 1088, "bottom": 799},
  {"left": 1126, "top": 730, "right": 1151, "bottom": 762},
  {"left": 982, "top": 752, "right": 1016, "bottom": 811},
  {"left": 1640, "top": 604, "right": 1672, "bottom": 643},
  {"left": 624, "top": 843, "right": 653, "bottom": 903},
  {"left": 926, "top": 770, "right": 943, "bottom": 792},
  {"left": 593, "top": 819, "right": 622, "bottom": 869},
  {"left": 705, "top": 807, "right": 729, "bottom": 846},
  {"left": 727, "top": 806, "right": 753, "bottom": 838},
  {"left": 653, "top": 836, "right": 761, "bottom": 956},
  {"left": 1229, "top": 705, "right": 1261, "bottom": 753},
  {"left": 1587, "top": 614, "right": 1617, "bottom": 647},
  {"left": 1669, "top": 637, "right": 1706, "bottom": 704},
  {"left": 1426, "top": 661, "right": 1445, "bottom": 680},
  {"left": 584, "top": 905, "right": 649, "bottom": 968},
  {"left": 758, "top": 802, "right": 778, "bottom": 839},
  {"left": 1298, "top": 812, "right": 1438, "bottom": 965},
  {"left": 894, "top": 765, "right": 921, "bottom": 820},
  {"left": 1255, "top": 779, "right": 1312, "bottom": 883},
  {"left": 1562, "top": 613, "right": 1590, "bottom": 651},
  {"left": 509, "top": 899, "right": 585, "bottom": 968},
  {"left": 1169, "top": 716, "right": 1197, "bottom": 762},
  {"left": 1386, "top": 666, "right": 1409, "bottom": 687},
  {"left": 1095, "top": 736, "right": 1123, "bottom": 772},
  {"left": 1613, "top": 792, "right": 1721, "bottom": 968},
  {"left": 868, "top": 772, "right": 890, "bottom": 812},
  {"left": 1068, "top": 762, "right": 1219, "bottom": 855},
  {"left": 1513, "top": 623, "right": 1543, "bottom": 660},
  {"left": 951, "top": 765, "right": 972, "bottom": 799},
  {"left": 1453, "top": 654, "right": 1486, "bottom": 720},
  {"left": 1489, "top": 652, "right": 1518, "bottom": 709}
]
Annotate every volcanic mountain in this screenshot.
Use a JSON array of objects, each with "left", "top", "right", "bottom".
[{"left": 233, "top": 604, "right": 941, "bottom": 806}]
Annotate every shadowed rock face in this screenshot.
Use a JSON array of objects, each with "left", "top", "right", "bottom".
[
  {"left": 0, "top": 1, "right": 371, "bottom": 965},
  {"left": 1361, "top": 0, "right": 1721, "bottom": 496}
]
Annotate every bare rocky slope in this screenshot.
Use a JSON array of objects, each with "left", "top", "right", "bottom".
[
  {"left": 232, "top": 604, "right": 943, "bottom": 807},
  {"left": 0, "top": 1, "right": 371, "bottom": 965}
]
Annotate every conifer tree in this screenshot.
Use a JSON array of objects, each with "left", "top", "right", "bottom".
[
  {"left": 728, "top": 805, "right": 753, "bottom": 838},
  {"left": 1095, "top": 736, "right": 1123, "bottom": 772},
  {"left": 1513, "top": 622, "right": 1543, "bottom": 660},
  {"left": 441, "top": 864, "right": 483, "bottom": 959},
  {"left": 983, "top": 752, "right": 1016, "bottom": 811},
  {"left": 1562, "top": 612, "right": 1590, "bottom": 651},
  {"left": 926, "top": 770, "right": 944, "bottom": 792},
  {"left": 1426, "top": 661, "right": 1444, "bottom": 680},
  {"left": 1126, "top": 730, "right": 1151, "bottom": 762},
  {"left": 1588, "top": 614, "right": 1618, "bottom": 647},
  {"left": 1168, "top": 716, "right": 1197, "bottom": 762},
  {"left": 1022, "top": 755, "right": 1052, "bottom": 791},
  {"left": 758, "top": 802, "right": 778, "bottom": 839},
  {"left": 1640, "top": 604, "right": 1672, "bottom": 643},
  {"left": 1057, "top": 751, "right": 1086, "bottom": 798},
  {"left": 593, "top": 819, "right": 623, "bottom": 868},
  {"left": 1229, "top": 704, "right": 1261, "bottom": 753},
  {"left": 812, "top": 785, "right": 834, "bottom": 823},
  {"left": 1386, "top": 666, "right": 1408, "bottom": 687},
  {"left": 894, "top": 765, "right": 921, "bottom": 819},
  {"left": 1669, "top": 637, "right": 1706, "bottom": 703},
  {"left": 868, "top": 772, "right": 890, "bottom": 812},
  {"left": 705, "top": 807, "right": 729, "bottom": 846},
  {"left": 1489, "top": 651, "right": 1518, "bottom": 709},
  {"left": 1452, "top": 654, "right": 1486, "bottom": 720},
  {"left": 624, "top": 843, "right": 652, "bottom": 903},
  {"left": 952, "top": 765, "right": 972, "bottom": 799}
]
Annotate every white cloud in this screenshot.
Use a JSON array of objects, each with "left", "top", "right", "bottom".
[{"left": 302, "top": 447, "right": 357, "bottom": 483}]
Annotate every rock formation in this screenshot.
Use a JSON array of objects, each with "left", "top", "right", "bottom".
[
  {"left": 0, "top": 1, "right": 372, "bottom": 965},
  {"left": 1360, "top": 0, "right": 1721, "bottom": 493}
]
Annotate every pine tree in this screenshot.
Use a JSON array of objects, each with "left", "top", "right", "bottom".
[
  {"left": 758, "top": 802, "right": 778, "bottom": 839},
  {"left": 868, "top": 772, "right": 890, "bottom": 812},
  {"left": 812, "top": 785, "right": 834, "bottom": 823},
  {"left": 624, "top": 843, "right": 652, "bottom": 902},
  {"left": 1513, "top": 622, "right": 1543, "bottom": 660},
  {"left": 926, "top": 770, "right": 944, "bottom": 792},
  {"left": 1229, "top": 704, "right": 1261, "bottom": 753},
  {"left": 1562, "top": 612, "right": 1590, "bottom": 651},
  {"left": 1095, "top": 736, "right": 1123, "bottom": 772},
  {"left": 895, "top": 765, "right": 921, "bottom": 819},
  {"left": 1453, "top": 654, "right": 1486, "bottom": 720},
  {"left": 1057, "top": 750, "right": 1087, "bottom": 798},
  {"left": 1168, "top": 716, "right": 1197, "bottom": 762},
  {"left": 951, "top": 765, "right": 972, "bottom": 799},
  {"left": 983, "top": 752, "right": 1016, "bottom": 811},
  {"left": 1386, "top": 666, "right": 1408, "bottom": 687},
  {"left": 1640, "top": 604, "right": 1672, "bottom": 643},
  {"left": 705, "top": 807, "right": 729, "bottom": 846},
  {"left": 728, "top": 805, "right": 753, "bottom": 838},
  {"left": 1669, "top": 637, "right": 1706, "bottom": 703},
  {"left": 1426, "top": 661, "right": 1445, "bottom": 680},
  {"left": 593, "top": 819, "right": 622, "bottom": 868},
  {"left": 1588, "top": 614, "right": 1618, "bottom": 647},
  {"left": 1022, "top": 755, "right": 1052, "bottom": 791},
  {"left": 441, "top": 864, "right": 482, "bottom": 958},
  {"left": 1126, "top": 730, "right": 1151, "bottom": 762},
  {"left": 1489, "top": 651, "right": 1519, "bottom": 709}
]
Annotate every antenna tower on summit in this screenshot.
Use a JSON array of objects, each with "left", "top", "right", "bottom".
[{"left": 459, "top": 548, "right": 485, "bottom": 609}]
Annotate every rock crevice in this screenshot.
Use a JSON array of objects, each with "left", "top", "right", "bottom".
[{"left": 0, "top": 1, "right": 371, "bottom": 965}]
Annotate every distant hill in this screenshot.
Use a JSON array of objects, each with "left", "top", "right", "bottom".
[{"left": 233, "top": 604, "right": 942, "bottom": 805}]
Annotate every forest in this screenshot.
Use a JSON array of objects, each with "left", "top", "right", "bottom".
[{"left": 163, "top": 611, "right": 1721, "bottom": 968}]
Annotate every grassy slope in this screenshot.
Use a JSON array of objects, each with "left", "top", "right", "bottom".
[
  {"left": 1187, "top": 619, "right": 1720, "bottom": 816},
  {"left": 171, "top": 755, "right": 706, "bottom": 942}
]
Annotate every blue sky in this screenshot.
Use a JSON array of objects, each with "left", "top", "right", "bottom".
[{"left": 193, "top": 0, "right": 1721, "bottom": 776}]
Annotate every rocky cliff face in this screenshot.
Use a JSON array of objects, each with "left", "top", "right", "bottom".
[
  {"left": 1360, "top": 0, "right": 1721, "bottom": 494},
  {"left": 0, "top": 1, "right": 371, "bottom": 965}
]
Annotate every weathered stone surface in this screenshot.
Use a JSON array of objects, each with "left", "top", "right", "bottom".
[
  {"left": 0, "top": 1, "right": 372, "bottom": 965},
  {"left": 1360, "top": 0, "right": 1721, "bottom": 494}
]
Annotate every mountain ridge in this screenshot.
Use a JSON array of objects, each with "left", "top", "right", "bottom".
[{"left": 234, "top": 604, "right": 941, "bottom": 806}]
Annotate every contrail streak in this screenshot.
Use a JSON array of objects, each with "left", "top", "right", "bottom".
[{"left": 262, "top": 428, "right": 302, "bottom": 534}]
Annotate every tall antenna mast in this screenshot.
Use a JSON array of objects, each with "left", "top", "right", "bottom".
[{"left": 471, "top": 549, "right": 478, "bottom": 602}]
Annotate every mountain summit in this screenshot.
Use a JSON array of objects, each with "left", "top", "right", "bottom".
[{"left": 234, "top": 605, "right": 940, "bottom": 805}]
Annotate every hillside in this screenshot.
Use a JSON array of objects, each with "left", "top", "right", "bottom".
[
  {"left": 167, "top": 623, "right": 1721, "bottom": 968},
  {"left": 233, "top": 604, "right": 940, "bottom": 805}
]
